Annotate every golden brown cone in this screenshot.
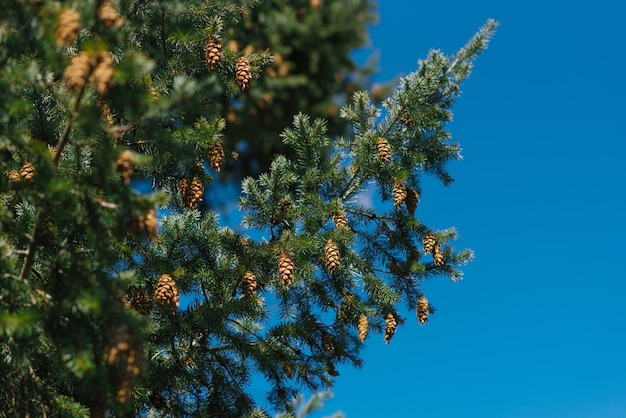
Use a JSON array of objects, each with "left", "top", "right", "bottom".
[
  {"left": 116, "top": 344, "right": 145, "bottom": 403},
  {"left": 127, "top": 290, "right": 152, "bottom": 315},
  {"left": 63, "top": 51, "right": 92, "bottom": 93},
  {"left": 278, "top": 252, "right": 295, "bottom": 288},
  {"left": 205, "top": 37, "right": 223, "bottom": 70},
  {"left": 422, "top": 232, "right": 436, "bottom": 254},
  {"left": 392, "top": 181, "right": 407, "bottom": 208},
  {"left": 417, "top": 295, "right": 429, "bottom": 325},
  {"left": 7, "top": 170, "right": 20, "bottom": 183},
  {"left": 310, "top": 0, "right": 322, "bottom": 9},
  {"left": 405, "top": 188, "right": 419, "bottom": 216},
  {"left": 433, "top": 243, "right": 445, "bottom": 267},
  {"left": 20, "top": 162, "right": 36, "bottom": 181},
  {"left": 103, "top": 324, "right": 131, "bottom": 364},
  {"left": 180, "top": 176, "right": 204, "bottom": 209},
  {"left": 235, "top": 57, "right": 252, "bottom": 90},
  {"left": 384, "top": 312, "right": 398, "bottom": 344},
  {"left": 208, "top": 142, "right": 225, "bottom": 172},
  {"left": 333, "top": 210, "right": 349, "bottom": 230},
  {"left": 321, "top": 332, "right": 334, "bottom": 354},
  {"left": 324, "top": 239, "right": 340, "bottom": 274},
  {"left": 55, "top": 9, "right": 81, "bottom": 45},
  {"left": 154, "top": 274, "right": 179, "bottom": 314},
  {"left": 376, "top": 137, "right": 392, "bottom": 164},
  {"left": 115, "top": 150, "right": 134, "bottom": 185},
  {"left": 357, "top": 314, "right": 368, "bottom": 342},
  {"left": 98, "top": 0, "right": 121, "bottom": 28},
  {"left": 144, "top": 209, "right": 158, "bottom": 241},
  {"left": 93, "top": 52, "right": 114, "bottom": 94},
  {"left": 242, "top": 270, "right": 257, "bottom": 296}
]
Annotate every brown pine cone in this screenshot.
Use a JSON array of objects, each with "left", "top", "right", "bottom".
[
  {"left": 321, "top": 332, "right": 334, "bottom": 354},
  {"left": 103, "top": 324, "right": 131, "bottom": 364},
  {"left": 92, "top": 52, "right": 114, "bottom": 94},
  {"left": 392, "top": 181, "right": 407, "bottom": 208},
  {"left": 127, "top": 290, "right": 152, "bottom": 315},
  {"left": 376, "top": 137, "right": 392, "bottom": 164},
  {"left": 384, "top": 312, "right": 398, "bottom": 344},
  {"left": 278, "top": 252, "right": 295, "bottom": 288},
  {"left": 98, "top": 0, "right": 121, "bottom": 28},
  {"left": 357, "top": 314, "right": 368, "bottom": 342},
  {"left": 144, "top": 209, "right": 158, "bottom": 241},
  {"left": 235, "top": 57, "right": 252, "bottom": 90},
  {"left": 20, "top": 162, "right": 36, "bottom": 181},
  {"left": 115, "top": 150, "right": 134, "bottom": 185},
  {"left": 116, "top": 345, "right": 145, "bottom": 403},
  {"left": 63, "top": 51, "right": 92, "bottom": 93},
  {"left": 417, "top": 295, "right": 429, "bottom": 325},
  {"left": 242, "top": 270, "right": 257, "bottom": 296},
  {"left": 154, "top": 274, "right": 179, "bottom": 314},
  {"left": 405, "top": 188, "right": 419, "bottom": 216},
  {"left": 422, "top": 232, "right": 437, "bottom": 254},
  {"left": 181, "top": 175, "right": 204, "bottom": 209},
  {"left": 55, "top": 9, "right": 81, "bottom": 45},
  {"left": 7, "top": 170, "right": 21, "bottom": 183},
  {"left": 324, "top": 239, "right": 340, "bottom": 274},
  {"left": 333, "top": 210, "right": 349, "bottom": 230},
  {"left": 205, "top": 37, "right": 223, "bottom": 70},
  {"left": 433, "top": 243, "right": 445, "bottom": 267},
  {"left": 208, "top": 142, "right": 225, "bottom": 172}
]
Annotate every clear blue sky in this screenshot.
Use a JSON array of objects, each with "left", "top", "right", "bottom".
[{"left": 311, "top": 0, "right": 626, "bottom": 417}]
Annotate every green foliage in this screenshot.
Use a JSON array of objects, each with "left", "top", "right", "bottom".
[{"left": 0, "top": 0, "right": 496, "bottom": 416}]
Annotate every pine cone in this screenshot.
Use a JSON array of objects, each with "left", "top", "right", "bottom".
[
  {"left": 283, "top": 361, "right": 293, "bottom": 379},
  {"left": 422, "top": 232, "right": 436, "bottom": 254},
  {"left": 181, "top": 175, "right": 204, "bottom": 209},
  {"left": 405, "top": 188, "right": 419, "bottom": 216},
  {"left": 327, "top": 361, "right": 339, "bottom": 377},
  {"left": 324, "top": 239, "right": 340, "bottom": 274},
  {"left": 278, "top": 252, "right": 295, "bottom": 288},
  {"left": 116, "top": 345, "right": 145, "bottom": 403},
  {"left": 63, "top": 51, "right": 92, "bottom": 93},
  {"left": 208, "top": 142, "right": 225, "bottom": 172},
  {"left": 310, "top": 0, "right": 322, "bottom": 9},
  {"left": 384, "top": 312, "right": 398, "bottom": 344},
  {"left": 205, "top": 37, "right": 223, "bottom": 70},
  {"left": 333, "top": 210, "right": 349, "bottom": 230},
  {"left": 242, "top": 270, "right": 257, "bottom": 296},
  {"left": 7, "top": 170, "right": 20, "bottom": 183},
  {"left": 392, "top": 181, "right": 407, "bottom": 208},
  {"left": 98, "top": 0, "right": 121, "bottom": 28},
  {"left": 20, "top": 162, "right": 36, "bottom": 181},
  {"left": 357, "top": 314, "right": 368, "bottom": 342},
  {"left": 55, "top": 9, "right": 81, "bottom": 45},
  {"left": 417, "top": 295, "right": 429, "bottom": 325},
  {"left": 103, "top": 324, "right": 131, "bottom": 365},
  {"left": 92, "top": 52, "right": 114, "bottom": 94},
  {"left": 235, "top": 57, "right": 252, "bottom": 90},
  {"left": 127, "top": 290, "right": 152, "bottom": 315},
  {"left": 154, "top": 274, "right": 179, "bottom": 314},
  {"left": 144, "top": 209, "right": 158, "bottom": 241},
  {"left": 321, "top": 332, "right": 334, "bottom": 354},
  {"left": 376, "top": 137, "right": 392, "bottom": 164},
  {"left": 433, "top": 243, "right": 444, "bottom": 267},
  {"left": 115, "top": 150, "right": 134, "bottom": 185}
]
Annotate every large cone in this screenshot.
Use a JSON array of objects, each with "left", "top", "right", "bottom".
[
  {"left": 154, "top": 274, "right": 179, "bottom": 314},
  {"left": 417, "top": 295, "right": 429, "bottom": 325},
  {"left": 242, "top": 270, "right": 257, "bottom": 296},
  {"left": 357, "top": 314, "right": 368, "bottom": 342},
  {"left": 278, "top": 252, "right": 295, "bottom": 288},
  {"left": 324, "top": 239, "right": 340, "bottom": 274},
  {"left": 384, "top": 312, "right": 398, "bottom": 344}
]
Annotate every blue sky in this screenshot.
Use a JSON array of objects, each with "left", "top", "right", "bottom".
[{"left": 309, "top": 0, "right": 626, "bottom": 417}]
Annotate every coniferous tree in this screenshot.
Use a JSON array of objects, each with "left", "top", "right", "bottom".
[{"left": 0, "top": 1, "right": 496, "bottom": 416}]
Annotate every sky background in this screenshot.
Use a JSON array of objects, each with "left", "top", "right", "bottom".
[{"left": 309, "top": 0, "right": 626, "bottom": 417}]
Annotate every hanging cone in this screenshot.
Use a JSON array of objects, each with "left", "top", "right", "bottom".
[
  {"left": 205, "top": 36, "right": 223, "bottom": 70},
  {"left": 97, "top": 0, "right": 121, "bottom": 28},
  {"left": 333, "top": 210, "right": 349, "bottom": 230},
  {"left": 55, "top": 9, "right": 81, "bottom": 45},
  {"left": 181, "top": 175, "right": 204, "bottom": 209},
  {"left": 208, "top": 141, "right": 225, "bottom": 172},
  {"left": 20, "top": 162, "right": 36, "bottom": 181},
  {"left": 327, "top": 361, "right": 339, "bottom": 377},
  {"left": 384, "top": 312, "right": 398, "bottom": 344},
  {"left": 103, "top": 324, "right": 131, "bottom": 364},
  {"left": 433, "top": 243, "right": 445, "bottom": 267},
  {"left": 154, "top": 274, "right": 179, "bottom": 314},
  {"left": 321, "top": 332, "right": 334, "bottom": 354},
  {"left": 357, "top": 314, "right": 368, "bottom": 342},
  {"left": 115, "top": 150, "right": 134, "bottom": 185},
  {"left": 144, "top": 209, "right": 158, "bottom": 241},
  {"left": 392, "top": 181, "right": 407, "bottom": 208},
  {"left": 92, "top": 52, "right": 114, "bottom": 94},
  {"left": 417, "top": 295, "right": 429, "bottom": 325},
  {"left": 242, "top": 270, "right": 257, "bottom": 296},
  {"left": 405, "top": 188, "right": 419, "bottom": 216},
  {"left": 63, "top": 51, "right": 92, "bottom": 93},
  {"left": 127, "top": 290, "right": 152, "bottom": 315},
  {"left": 310, "top": 0, "right": 322, "bottom": 9},
  {"left": 278, "top": 252, "right": 295, "bottom": 288},
  {"left": 7, "top": 170, "right": 20, "bottom": 183},
  {"left": 116, "top": 344, "right": 145, "bottom": 403},
  {"left": 235, "top": 57, "right": 252, "bottom": 90},
  {"left": 422, "top": 232, "right": 436, "bottom": 254},
  {"left": 376, "top": 137, "right": 392, "bottom": 165},
  {"left": 324, "top": 239, "right": 340, "bottom": 274}
]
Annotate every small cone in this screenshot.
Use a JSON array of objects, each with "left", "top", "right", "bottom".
[
  {"left": 333, "top": 210, "right": 349, "bottom": 230},
  {"left": 63, "top": 51, "right": 92, "bottom": 93},
  {"left": 384, "top": 312, "right": 398, "bottom": 344},
  {"left": 7, "top": 170, "right": 20, "bottom": 183},
  {"left": 278, "top": 252, "right": 295, "bottom": 288},
  {"left": 422, "top": 232, "right": 436, "bottom": 255},
  {"left": 327, "top": 361, "right": 339, "bottom": 377},
  {"left": 144, "top": 209, "right": 158, "bottom": 241},
  {"left": 235, "top": 57, "right": 252, "bottom": 90},
  {"left": 392, "top": 181, "right": 407, "bottom": 208},
  {"left": 321, "top": 332, "right": 334, "bottom": 354},
  {"left": 154, "top": 274, "right": 179, "bottom": 314},
  {"left": 127, "top": 290, "right": 152, "bottom": 315},
  {"left": 357, "top": 314, "right": 368, "bottom": 342},
  {"left": 205, "top": 37, "right": 223, "bottom": 70},
  {"left": 242, "top": 270, "right": 257, "bottom": 296},
  {"left": 20, "top": 162, "right": 36, "bottom": 181},
  {"left": 433, "top": 243, "right": 444, "bottom": 267},
  {"left": 376, "top": 137, "right": 392, "bottom": 164},
  {"left": 98, "top": 0, "right": 121, "bottom": 28},
  {"left": 92, "top": 52, "right": 114, "bottom": 94},
  {"left": 405, "top": 188, "right": 419, "bottom": 216},
  {"left": 283, "top": 361, "right": 293, "bottom": 379},
  {"left": 310, "top": 0, "right": 322, "bottom": 9},
  {"left": 103, "top": 324, "right": 131, "bottom": 364},
  {"left": 417, "top": 295, "right": 429, "bottom": 325},
  {"left": 324, "top": 239, "right": 340, "bottom": 274},
  {"left": 115, "top": 150, "right": 134, "bottom": 185},
  {"left": 208, "top": 142, "right": 225, "bottom": 172},
  {"left": 55, "top": 9, "right": 81, "bottom": 45},
  {"left": 116, "top": 345, "right": 145, "bottom": 403}
]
